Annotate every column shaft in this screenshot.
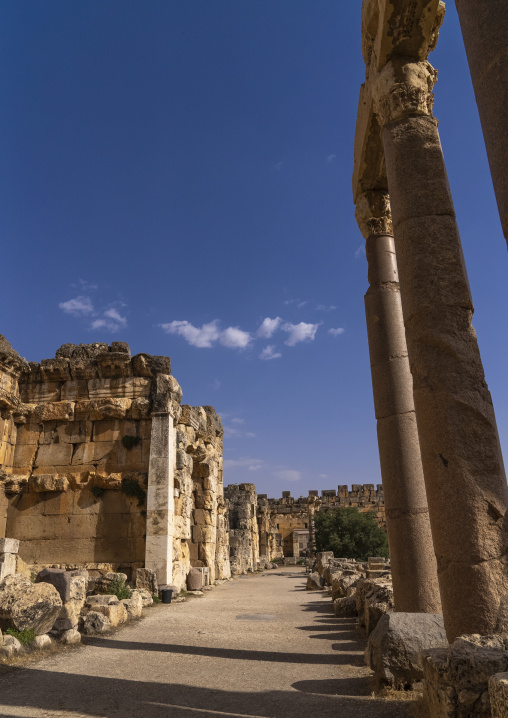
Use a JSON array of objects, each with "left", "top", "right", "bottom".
[
  {"left": 381, "top": 109, "right": 508, "bottom": 641},
  {"left": 455, "top": 0, "right": 508, "bottom": 243},
  {"left": 365, "top": 231, "right": 441, "bottom": 614},
  {"left": 145, "top": 412, "right": 176, "bottom": 585}
]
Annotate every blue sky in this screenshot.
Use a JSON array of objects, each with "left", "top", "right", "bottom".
[{"left": 2, "top": 2, "right": 507, "bottom": 498}]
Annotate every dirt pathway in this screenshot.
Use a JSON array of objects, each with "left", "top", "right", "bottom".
[{"left": 0, "top": 567, "right": 411, "bottom": 717}]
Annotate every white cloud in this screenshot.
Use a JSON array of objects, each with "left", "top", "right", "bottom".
[
  {"left": 296, "top": 300, "right": 308, "bottom": 309},
  {"left": 231, "top": 418, "right": 244, "bottom": 425},
  {"left": 319, "top": 473, "right": 329, "bottom": 479},
  {"left": 161, "top": 320, "right": 220, "bottom": 348},
  {"left": 257, "top": 316, "right": 282, "bottom": 339},
  {"left": 259, "top": 345, "right": 282, "bottom": 361},
  {"left": 328, "top": 327, "right": 345, "bottom": 337},
  {"left": 355, "top": 244, "right": 366, "bottom": 258},
  {"left": 103, "top": 308, "right": 127, "bottom": 327},
  {"left": 219, "top": 326, "right": 251, "bottom": 349},
  {"left": 274, "top": 469, "right": 301, "bottom": 482},
  {"left": 282, "top": 321, "right": 320, "bottom": 347},
  {"left": 274, "top": 160, "right": 284, "bottom": 171},
  {"left": 317, "top": 304, "right": 337, "bottom": 312},
  {"left": 224, "top": 457, "right": 264, "bottom": 472},
  {"left": 326, "top": 154, "right": 337, "bottom": 163},
  {"left": 59, "top": 296, "right": 94, "bottom": 316}
]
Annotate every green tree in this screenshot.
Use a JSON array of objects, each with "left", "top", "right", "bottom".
[{"left": 314, "top": 507, "right": 389, "bottom": 561}]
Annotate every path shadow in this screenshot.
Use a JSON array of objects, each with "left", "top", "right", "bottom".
[
  {"left": 82, "top": 637, "right": 348, "bottom": 665},
  {"left": 0, "top": 669, "right": 412, "bottom": 718}
]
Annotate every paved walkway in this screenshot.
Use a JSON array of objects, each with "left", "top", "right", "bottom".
[{"left": 0, "top": 567, "right": 411, "bottom": 717}]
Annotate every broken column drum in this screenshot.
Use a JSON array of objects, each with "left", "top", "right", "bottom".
[
  {"left": 356, "top": 189, "right": 440, "bottom": 615},
  {"left": 372, "top": 58, "right": 508, "bottom": 641}
]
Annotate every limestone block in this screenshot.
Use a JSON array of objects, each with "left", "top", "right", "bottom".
[
  {"left": 121, "top": 591, "right": 143, "bottom": 619},
  {"left": 71, "top": 442, "right": 95, "bottom": 465},
  {"left": 82, "top": 611, "right": 111, "bottom": 635},
  {"left": 30, "top": 475, "right": 69, "bottom": 493},
  {"left": 60, "top": 380, "right": 88, "bottom": 401},
  {"left": 135, "top": 568, "right": 158, "bottom": 595},
  {"left": 93, "top": 420, "right": 132, "bottom": 442},
  {"left": 187, "top": 568, "right": 203, "bottom": 591},
  {"left": 129, "top": 398, "right": 151, "bottom": 419},
  {"left": 0, "top": 539, "right": 19, "bottom": 554},
  {"left": 22, "top": 381, "right": 61, "bottom": 404},
  {"left": 334, "top": 596, "right": 357, "bottom": 617},
  {"left": 88, "top": 377, "right": 151, "bottom": 400},
  {"left": 13, "top": 442, "right": 38, "bottom": 469},
  {"left": 15, "top": 423, "right": 41, "bottom": 446},
  {"left": 306, "top": 572, "right": 324, "bottom": 590},
  {"left": 34, "top": 443, "right": 73, "bottom": 467},
  {"left": 0, "top": 574, "right": 62, "bottom": 634},
  {"left": 332, "top": 573, "right": 360, "bottom": 601},
  {"left": 131, "top": 353, "right": 171, "bottom": 378},
  {"left": 1, "top": 634, "right": 22, "bottom": 656},
  {"left": 93, "top": 602, "right": 127, "bottom": 627},
  {"left": 85, "top": 594, "right": 120, "bottom": 608},
  {"left": 0, "top": 554, "right": 16, "bottom": 582},
  {"left": 52, "top": 576, "right": 86, "bottom": 631},
  {"left": 366, "top": 613, "right": 448, "bottom": 689},
  {"left": 489, "top": 672, "right": 508, "bottom": 718},
  {"left": 36, "top": 402, "right": 75, "bottom": 423},
  {"left": 136, "top": 589, "right": 153, "bottom": 607},
  {"left": 192, "top": 525, "right": 215, "bottom": 543},
  {"left": 422, "top": 635, "right": 508, "bottom": 718},
  {"left": 59, "top": 628, "right": 81, "bottom": 645},
  {"left": 36, "top": 568, "right": 73, "bottom": 601},
  {"left": 31, "top": 634, "right": 52, "bottom": 650},
  {"left": 75, "top": 398, "right": 131, "bottom": 421}
]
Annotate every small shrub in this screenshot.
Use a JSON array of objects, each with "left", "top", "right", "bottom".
[
  {"left": 108, "top": 578, "right": 132, "bottom": 601},
  {"left": 5, "top": 627, "right": 36, "bottom": 645},
  {"left": 121, "top": 478, "right": 146, "bottom": 507},
  {"left": 121, "top": 435, "right": 141, "bottom": 450},
  {"left": 151, "top": 594, "right": 161, "bottom": 604},
  {"left": 91, "top": 485, "right": 105, "bottom": 499}
]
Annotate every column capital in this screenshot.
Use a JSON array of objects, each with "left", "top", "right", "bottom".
[
  {"left": 355, "top": 190, "right": 393, "bottom": 239},
  {"left": 372, "top": 59, "right": 438, "bottom": 127}
]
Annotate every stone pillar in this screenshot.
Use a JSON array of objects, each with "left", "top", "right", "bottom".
[
  {"left": 356, "top": 189, "right": 441, "bottom": 615},
  {"left": 455, "top": 0, "right": 508, "bottom": 244},
  {"left": 373, "top": 59, "right": 508, "bottom": 641},
  {"left": 145, "top": 375, "right": 178, "bottom": 586}
]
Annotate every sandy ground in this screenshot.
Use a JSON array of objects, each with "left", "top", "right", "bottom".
[{"left": 0, "top": 567, "right": 411, "bottom": 717}]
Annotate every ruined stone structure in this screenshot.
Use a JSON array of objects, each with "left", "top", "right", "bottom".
[
  {"left": 354, "top": 0, "right": 508, "bottom": 643},
  {"left": 269, "top": 486, "right": 386, "bottom": 558},
  {"left": 224, "top": 484, "right": 259, "bottom": 574},
  {"left": 0, "top": 338, "right": 230, "bottom": 590}
]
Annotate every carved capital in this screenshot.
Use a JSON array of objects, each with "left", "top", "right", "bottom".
[
  {"left": 372, "top": 60, "right": 437, "bottom": 126},
  {"left": 355, "top": 190, "right": 392, "bottom": 239}
]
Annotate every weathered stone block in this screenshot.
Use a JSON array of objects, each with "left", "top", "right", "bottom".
[
  {"left": 0, "top": 539, "right": 19, "bottom": 554},
  {"left": 35, "top": 443, "right": 73, "bottom": 467},
  {"left": 82, "top": 611, "right": 111, "bottom": 635},
  {"left": 366, "top": 612, "right": 447, "bottom": 689},
  {"left": 31, "top": 475, "right": 69, "bottom": 493},
  {"left": 489, "top": 672, "right": 508, "bottom": 718},
  {"left": 0, "top": 574, "right": 62, "bottom": 634},
  {"left": 306, "top": 572, "right": 324, "bottom": 590},
  {"left": 135, "top": 568, "right": 158, "bottom": 595}
]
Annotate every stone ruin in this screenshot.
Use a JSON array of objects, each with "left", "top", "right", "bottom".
[{"left": 0, "top": 338, "right": 230, "bottom": 591}]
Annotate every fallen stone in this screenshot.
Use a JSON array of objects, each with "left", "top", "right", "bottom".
[
  {"left": 187, "top": 568, "right": 203, "bottom": 591},
  {"left": 93, "top": 602, "right": 127, "bottom": 627},
  {"left": 31, "top": 634, "right": 52, "bottom": 650},
  {"left": 0, "top": 634, "right": 22, "bottom": 657},
  {"left": 334, "top": 596, "right": 357, "bottom": 617},
  {"left": 121, "top": 591, "right": 143, "bottom": 619},
  {"left": 0, "top": 574, "right": 62, "bottom": 635},
  {"left": 59, "top": 628, "right": 81, "bottom": 645},
  {"left": 94, "top": 572, "right": 128, "bottom": 594},
  {"left": 85, "top": 594, "right": 119, "bottom": 607},
  {"left": 489, "top": 672, "right": 508, "bottom": 718},
  {"left": 332, "top": 573, "right": 359, "bottom": 601},
  {"left": 422, "top": 634, "right": 508, "bottom": 718},
  {"left": 306, "top": 572, "right": 324, "bottom": 591},
  {"left": 366, "top": 612, "right": 448, "bottom": 689},
  {"left": 82, "top": 611, "right": 111, "bottom": 635},
  {"left": 136, "top": 589, "right": 153, "bottom": 607},
  {"left": 187, "top": 590, "right": 204, "bottom": 596},
  {"left": 36, "top": 568, "right": 73, "bottom": 602},
  {"left": 0, "top": 539, "right": 19, "bottom": 554},
  {"left": 53, "top": 575, "right": 87, "bottom": 631}
]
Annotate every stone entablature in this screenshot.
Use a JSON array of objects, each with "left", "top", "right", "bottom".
[{"left": 0, "top": 339, "right": 230, "bottom": 590}]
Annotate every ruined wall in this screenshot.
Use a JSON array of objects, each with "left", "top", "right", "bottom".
[
  {"left": 224, "top": 483, "right": 259, "bottom": 574},
  {"left": 0, "top": 340, "right": 230, "bottom": 587},
  {"left": 172, "top": 405, "right": 230, "bottom": 589},
  {"left": 263, "top": 485, "right": 386, "bottom": 558},
  {"left": 257, "top": 494, "right": 283, "bottom": 563}
]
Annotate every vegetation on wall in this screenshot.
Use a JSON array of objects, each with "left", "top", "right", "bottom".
[
  {"left": 121, "top": 478, "right": 146, "bottom": 507},
  {"left": 314, "top": 507, "right": 389, "bottom": 561},
  {"left": 121, "top": 435, "right": 141, "bottom": 450}
]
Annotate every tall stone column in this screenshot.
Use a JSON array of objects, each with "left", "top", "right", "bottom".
[
  {"left": 356, "top": 189, "right": 441, "bottom": 615},
  {"left": 373, "top": 59, "right": 508, "bottom": 641},
  {"left": 145, "top": 374, "right": 178, "bottom": 585},
  {"left": 455, "top": 0, "right": 508, "bottom": 244}
]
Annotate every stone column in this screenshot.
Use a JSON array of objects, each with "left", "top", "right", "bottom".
[
  {"left": 356, "top": 189, "right": 441, "bottom": 615},
  {"left": 373, "top": 59, "right": 508, "bottom": 641},
  {"left": 145, "top": 375, "right": 178, "bottom": 586},
  {"left": 455, "top": 0, "right": 508, "bottom": 244}
]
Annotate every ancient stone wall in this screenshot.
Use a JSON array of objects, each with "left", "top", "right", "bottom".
[
  {"left": 224, "top": 483, "right": 259, "bottom": 574},
  {"left": 267, "top": 485, "right": 386, "bottom": 557},
  {"left": 0, "top": 340, "right": 230, "bottom": 589}
]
